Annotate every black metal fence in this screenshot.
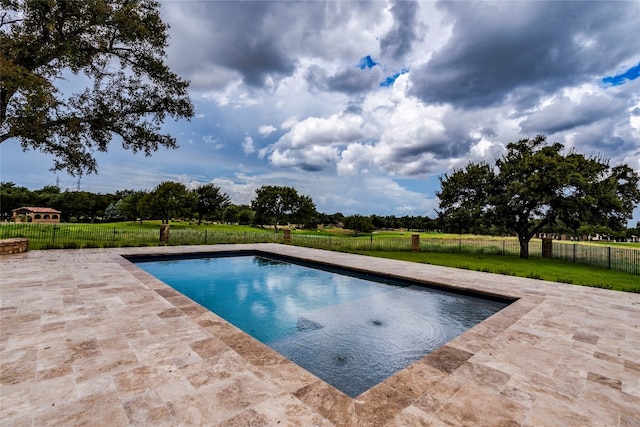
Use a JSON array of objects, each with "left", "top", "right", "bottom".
[
  {"left": 551, "top": 241, "right": 640, "bottom": 276},
  {"left": 1, "top": 223, "right": 638, "bottom": 276},
  {"left": 0, "top": 223, "right": 281, "bottom": 248}
]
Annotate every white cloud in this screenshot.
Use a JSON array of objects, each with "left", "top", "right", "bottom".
[
  {"left": 258, "top": 125, "right": 277, "bottom": 136},
  {"left": 271, "top": 145, "right": 340, "bottom": 171},
  {"left": 210, "top": 176, "right": 259, "bottom": 206},
  {"left": 242, "top": 136, "right": 255, "bottom": 154},
  {"left": 202, "top": 135, "right": 224, "bottom": 149},
  {"left": 265, "top": 111, "right": 378, "bottom": 172},
  {"left": 337, "top": 143, "right": 374, "bottom": 176},
  {"left": 276, "top": 113, "right": 371, "bottom": 148}
]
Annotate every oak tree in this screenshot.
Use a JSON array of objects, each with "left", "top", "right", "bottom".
[
  {"left": 437, "top": 135, "right": 640, "bottom": 258},
  {"left": 141, "top": 181, "right": 190, "bottom": 224},
  {"left": 0, "top": 0, "right": 194, "bottom": 175},
  {"left": 192, "top": 183, "right": 230, "bottom": 225},
  {"left": 251, "top": 185, "right": 316, "bottom": 232},
  {"left": 343, "top": 214, "right": 374, "bottom": 235},
  {"left": 117, "top": 189, "right": 147, "bottom": 223}
]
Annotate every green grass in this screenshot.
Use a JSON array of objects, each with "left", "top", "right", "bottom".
[
  {"left": 351, "top": 250, "right": 640, "bottom": 293},
  {"left": 293, "top": 229, "right": 522, "bottom": 240},
  {"left": 98, "top": 220, "right": 273, "bottom": 233},
  {"left": 0, "top": 221, "right": 275, "bottom": 249}
]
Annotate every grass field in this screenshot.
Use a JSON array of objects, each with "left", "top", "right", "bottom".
[
  {"left": 351, "top": 251, "right": 640, "bottom": 293},
  {"left": 82, "top": 221, "right": 268, "bottom": 233}
]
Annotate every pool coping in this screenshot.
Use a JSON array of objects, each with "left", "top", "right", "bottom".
[{"left": 1, "top": 244, "right": 639, "bottom": 426}]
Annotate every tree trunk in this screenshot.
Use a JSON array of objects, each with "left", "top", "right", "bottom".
[{"left": 518, "top": 238, "right": 529, "bottom": 259}]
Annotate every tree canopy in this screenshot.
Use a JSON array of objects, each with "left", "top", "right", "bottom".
[
  {"left": 343, "top": 214, "right": 374, "bottom": 235},
  {"left": 437, "top": 135, "right": 640, "bottom": 258},
  {"left": 193, "top": 183, "right": 230, "bottom": 225},
  {"left": 141, "top": 181, "right": 190, "bottom": 224},
  {"left": 0, "top": 0, "right": 194, "bottom": 175},
  {"left": 251, "top": 185, "right": 316, "bottom": 231}
]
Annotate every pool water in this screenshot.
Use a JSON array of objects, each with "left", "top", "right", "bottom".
[{"left": 136, "top": 254, "right": 508, "bottom": 397}]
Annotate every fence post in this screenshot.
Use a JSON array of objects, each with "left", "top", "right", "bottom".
[
  {"left": 608, "top": 246, "right": 611, "bottom": 270},
  {"left": 283, "top": 229, "right": 291, "bottom": 243},
  {"left": 573, "top": 244, "right": 576, "bottom": 263},
  {"left": 52, "top": 224, "right": 58, "bottom": 244},
  {"left": 159, "top": 224, "right": 170, "bottom": 243},
  {"left": 204, "top": 230, "right": 208, "bottom": 245},
  {"left": 542, "top": 238, "right": 552, "bottom": 258},
  {"left": 411, "top": 234, "right": 420, "bottom": 252},
  {"left": 112, "top": 226, "right": 116, "bottom": 246}
]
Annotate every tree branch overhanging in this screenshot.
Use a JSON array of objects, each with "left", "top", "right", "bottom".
[{"left": 0, "top": 0, "right": 194, "bottom": 174}]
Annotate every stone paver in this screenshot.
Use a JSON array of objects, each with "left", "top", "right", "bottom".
[{"left": 1, "top": 244, "right": 639, "bottom": 426}]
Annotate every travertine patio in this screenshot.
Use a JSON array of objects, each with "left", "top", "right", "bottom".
[{"left": 1, "top": 244, "right": 639, "bottom": 426}]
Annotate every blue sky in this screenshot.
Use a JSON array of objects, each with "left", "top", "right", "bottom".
[
  {"left": 1, "top": 1, "right": 640, "bottom": 224},
  {"left": 603, "top": 63, "right": 640, "bottom": 87}
]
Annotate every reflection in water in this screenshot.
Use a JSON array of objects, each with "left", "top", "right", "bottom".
[
  {"left": 253, "top": 256, "right": 288, "bottom": 267},
  {"left": 136, "top": 255, "right": 509, "bottom": 397}
]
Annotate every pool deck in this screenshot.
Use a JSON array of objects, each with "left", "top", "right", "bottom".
[{"left": 1, "top": 244, "right": 639, "bottom": 426}]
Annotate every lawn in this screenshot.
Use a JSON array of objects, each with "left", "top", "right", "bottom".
[
  {"left": 93, "top": 220, "right": 272, "bottom": 234},
  {"left": 352, "top": 250, "right": 640, "bottom": 293}
]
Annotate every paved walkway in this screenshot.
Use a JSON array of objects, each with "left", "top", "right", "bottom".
[{"left": 1, "top": 244, "right": 639, "bottom": 426}]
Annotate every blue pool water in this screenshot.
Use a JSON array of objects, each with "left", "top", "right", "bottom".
[{"left": 136, "top": 254, "right": 508, "bottom": 397}]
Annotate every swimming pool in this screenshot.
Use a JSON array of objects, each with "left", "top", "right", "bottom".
[{"left": 135, "top": 253, "right": 509, "bottom": 397}]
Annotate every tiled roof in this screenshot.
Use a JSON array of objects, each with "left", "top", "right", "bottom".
[{"left": 11, "top": 206, "right": 61, "bottom": 214}]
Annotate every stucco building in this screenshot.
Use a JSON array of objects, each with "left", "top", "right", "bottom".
[{"left": 11, "top": 207, "right": 61, "bottom": 223}]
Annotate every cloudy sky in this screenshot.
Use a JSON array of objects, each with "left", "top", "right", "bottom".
[{"left": 2, "top": 0, "right": 640, "bottom": 223}]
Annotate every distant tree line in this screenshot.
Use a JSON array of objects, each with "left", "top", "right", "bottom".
[{"left": 0, "top": 182, "right": 437, "bottom": 232}]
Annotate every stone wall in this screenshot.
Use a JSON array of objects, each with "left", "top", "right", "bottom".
[{"left": 0, "top": 238, "right": 29, "bottom": 255}]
